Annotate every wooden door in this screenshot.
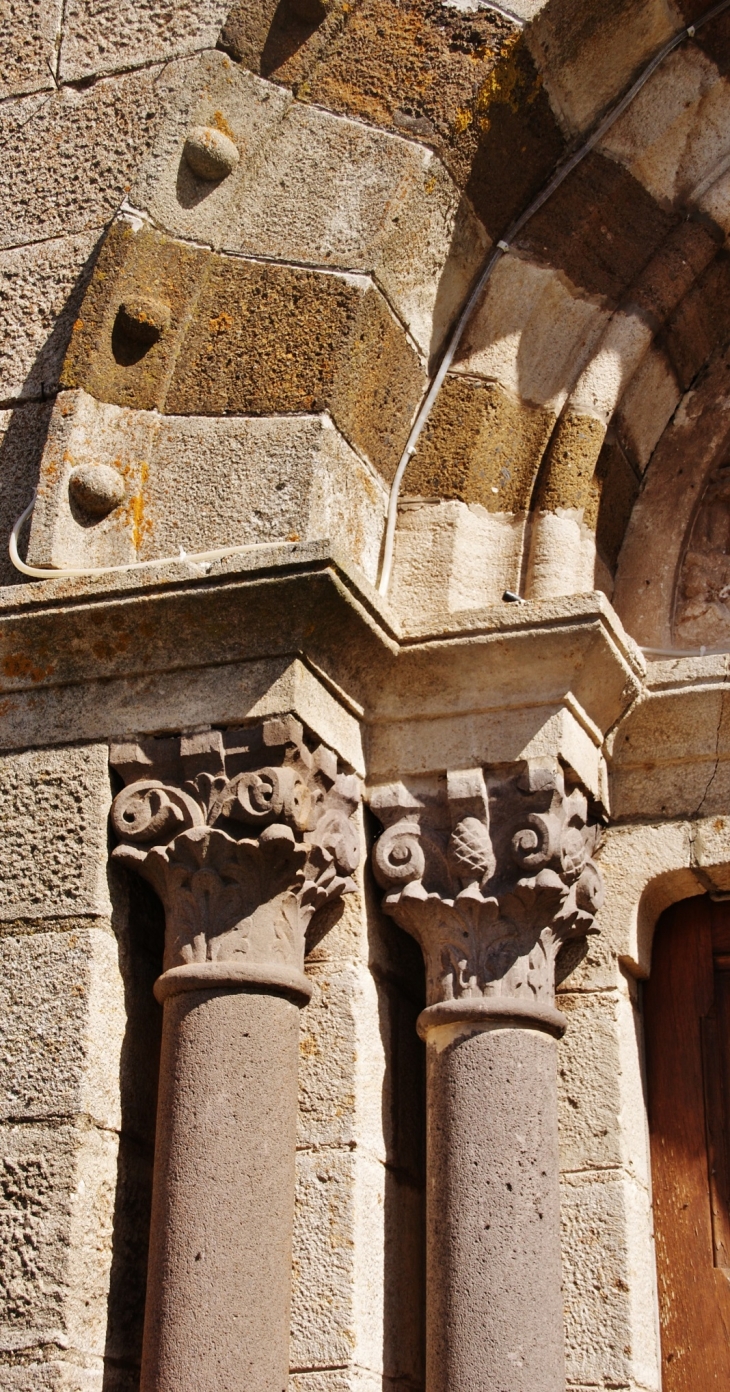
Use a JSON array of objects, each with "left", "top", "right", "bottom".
[{"left": 645, "top": 896, "right": 730, "bottom": 1388}]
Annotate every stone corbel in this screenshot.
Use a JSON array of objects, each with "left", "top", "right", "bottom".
[
  {"left": 110, "top": 717, "right": 360, "bottom": 1392},
  {"left": 370, "top": 758, "right": 604, "bottom": 1392}
]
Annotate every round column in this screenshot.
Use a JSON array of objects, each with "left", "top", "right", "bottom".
[
  {"left": 140, "top": 985, "right": 301, "bottom": 1392},
  {"left": 422, "top": 1013, "right": 565, "bottom": 1392}
]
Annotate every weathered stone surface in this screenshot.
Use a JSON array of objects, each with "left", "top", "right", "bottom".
[
  {"left": 408, "top": 375, "right": 555, "bottom": 508},
  {"left": 0, "top": 402, "right": 52, "bottom": 587},
  {"left": 0, "top": 59, "right": 200, "bottom": 250},
  {"left": 223, "top": 101, "right": 487, "bottom": 359},
  {"left": 291, "top": 1148, "right": 380, "bottom": 1370},
  {"left": 163, "top": 257, "right": 423, "bottom": 478},
  {"left": 0, "top": 928, "right": 123, "bottom": 1127},
  {"left": 600, "top": 44, "right": 730, "bottom": 208},
  {"left": 614, "top": 344, "right": 730, "bottom": 648},
  {"left": 61, "top": 222, "right": 424, "bottom": 480},
  {"left": 517, "top": 151, "right": 677, "bottom": 304},
  {"left": 29, "top": 392, "right": 387, "bottom": 581},
  {"left": 0, "top": 744, "right": 111, "bottom": 921},
  {"left": 557, "top": 987, "right": 650, "bottom": 1184},
  {"left": 616, "top": 345, "right": 682, "bottom": 472},
  {"left": 61, "top": 222, "right": 210, "bottom": 414},
  {"left": 227, "top": 2, "right": 565, "bottom": 242},
  {"left": 529, "top": 0, "right": 681, "bottom": 136},
  {"left": 389, "top": 500, "right": 525, "bottom": 623},
  {"left": 560, "top": 1168, "right": 660, "bottom": 1392},
  {"left": 0, "top": 1120, "right": 118, "bottom": 1362},
  {"left": 129, "top": 54, "right": 293, "bottom": 253},
  {"left": 533, "top": 410, "right": 606, "bottom": 514},
  {"left": 0, "top": 232, "right": 100, "bottom": 406},
  {"left": 454, "top": 252, "right": 607, "bottom": 412},
  {"left": 0, "top": 0, "right": 59, "bottom": 99},
  {"left": 665, "top": 248, "right": 730, "bottom": 391},
  {"left": 59, "top": 0, "right": 231, "bottom": 82}
]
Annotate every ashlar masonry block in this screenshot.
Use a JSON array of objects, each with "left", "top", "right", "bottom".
[{"left": 28, "top": 391, "right": 387, "bottom": 582}]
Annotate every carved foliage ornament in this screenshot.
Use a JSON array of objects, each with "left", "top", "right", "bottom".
[
  {"left": 371, "top": 760, "right": 603, "bottom": 1024},
  {"left": 110, "top": 717, "right": 360, "bottom": 1000}
]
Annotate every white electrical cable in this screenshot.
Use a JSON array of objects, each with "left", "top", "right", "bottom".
[
  {"left": 9, "top": 0, "right": 730, "bottom": 589},
  {"left": 9, "top": 493, "right": 297, "bottom": 580},
  {"left": 376, "top": 0, "right": 730, "bottom": 595},
  {"left": 641, "top": 644, "right": 730, "bottom": 658}
]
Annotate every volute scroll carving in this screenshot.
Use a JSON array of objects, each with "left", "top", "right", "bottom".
[
  {"left": 370, "top": 760, "right": 604, "bottom": 1038},
  {"left": 110, "top": 717, "right": 360, "bottom": 1003}
]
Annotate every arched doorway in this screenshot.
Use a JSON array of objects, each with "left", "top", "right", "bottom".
[{"left": 645, "top": 896, "right": 730, "bottom": 1388}]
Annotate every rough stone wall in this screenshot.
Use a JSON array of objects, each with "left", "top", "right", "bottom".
[
  {"left": 0, "top": 0, "right": 235, "bottom": 585},
  {"left": 5, "top": 3, "right": 730, "bottom": 1392}
]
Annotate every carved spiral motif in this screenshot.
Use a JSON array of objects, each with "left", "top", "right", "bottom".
[
  {"left": 312, "top": 809, "right": 360, "bottom": 876},
  {"left": 373, "top": 821, "right": 425, "bottom": 889},
  {"left": 511, "top": 812, "right": 559, "bottom": 872},
  {"left": 111, "top": 781, "right": 203, "bottom": 844},
  {"left": 224, "top": 767, "right": 312, "bottom": 829}
]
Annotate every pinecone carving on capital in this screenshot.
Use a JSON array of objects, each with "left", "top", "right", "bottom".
[{"left": 372, "top": 760, "right": 604, "bottom": 1009}]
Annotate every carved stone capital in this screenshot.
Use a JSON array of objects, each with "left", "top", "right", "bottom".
[
  {"left": 370, "top": 760, "right": 604, "bottom": 1037},
  {"left": 110, "top": 717, "right": 360, "bottom": 1003}
]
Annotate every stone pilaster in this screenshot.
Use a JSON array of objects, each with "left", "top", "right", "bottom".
[
  {"left": 110, "top": 716, "right": 360, "bottom": 1392},
  {"left": 371, "top": 757, "right": 604, "bottom": 1392}
]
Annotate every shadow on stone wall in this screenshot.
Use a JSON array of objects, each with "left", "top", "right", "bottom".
[
  {"left": 365, "top": 811, "right": 427, "bottom": 1392},
  {"left": 105, "top": 862, "right": 165, "bottom": 1392},
  {"left": 0, "top": 235, "right": 103, "bottom": 586}
]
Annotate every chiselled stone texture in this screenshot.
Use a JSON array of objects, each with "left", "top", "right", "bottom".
[
  {"left": 0, "top": 744, "right": 111, "bottom": 923},
  {"left": 27, "top": 390, "right": 386, "bottom": 582},
  {"left": 58, "top": 0, "right": 232, "bottom": 83},
  {"left": 372, "top": 759, "right": 603, "bottom": 1029},
  {"left": 61, "top": 221, "right": 424, "bottom": 482},
  {"left": 220, "top": 3, "right": 565, "bottom": 243},
  {"left": 110, "top": 717, "right": 360, "bottom": 1000},
  {"left": 0, "top": 0, "right": 59, "bottom": 100}
]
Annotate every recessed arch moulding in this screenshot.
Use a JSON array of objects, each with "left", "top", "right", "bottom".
[{"left": 22, "top": 0, "right": 730, "bottom": 652}]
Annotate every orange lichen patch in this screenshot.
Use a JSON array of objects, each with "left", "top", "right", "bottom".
[
  {"left": 212, "top": 109, "right": 237, "bottom": 141},
  {"left": 473, "top": 35, "right": 542, "bottom": 136},
  {"left": 2, "top": 653, "right": 55, "bottom": 683},
  {"left": 127, "top": 461, "right": 151, "bottom": 553}
]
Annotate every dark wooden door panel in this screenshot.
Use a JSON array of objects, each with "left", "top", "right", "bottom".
[{"left": 645, "top": 896, "right": 730, "bottom": 1389}]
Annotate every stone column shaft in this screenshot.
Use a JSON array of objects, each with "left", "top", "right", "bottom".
[
  {"left": 141, "top": 988, "right": 299, "bottom": 1392},
  {"left": 110, "top": 718, "right": 360, "bottom": 1392},
  {"left": 425, "top": 1023, "right": 564, "bottom": 1392},
  {"left": 372, "top": 760, "right": 605, "bottom": 1392}
]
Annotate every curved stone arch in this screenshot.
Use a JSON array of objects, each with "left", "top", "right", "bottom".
[
  {"left": 517, "top": 33, "right": 730, "bottom": 606},
  {"left": 613, "top": 344, "right": 730, "bottom": 648},
  {"left": 21, "top": 0, "right": 730, "bottom": 634}
]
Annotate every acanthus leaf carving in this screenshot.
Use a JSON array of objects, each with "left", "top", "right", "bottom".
[
  {"left": 110, "top": 718, "right": 360, "bottom": 1000},
  {"left": 370, "top": 760, "right": 604, "bottom": 1021}
]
